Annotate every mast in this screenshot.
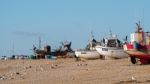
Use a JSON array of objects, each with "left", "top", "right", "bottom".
[
  {"left": 136, "top": 21, "right": 142, "bottom": 33},
  {"left": 109, "top": 29, "right": 112, "bottom": 37},
  {"left": 38, "top": 36, "right": 41, "bottom": 50},
  {"left": 90, "top": 31, "right": 94, "bottom": 47},
  {"left": 12, "top": 42, "right": 15, "bottom": 55},
  {"left": 142, "top": 9, "right": 145, "bottom": 30},
  {"left": 90, "top": 31, "right": 94, "bottom": 41}
]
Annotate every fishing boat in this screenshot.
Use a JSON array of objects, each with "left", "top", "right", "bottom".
[
  {"left": 96, "top": 32, "right": 128, "bottom": 59},
  {"left": 51, "top": 41, "right": 75, "bottom": 58},
  {"left": 124, "top": 22, "right": 150, "bottom": 64},
  {"left": 75, "top": 32, "right": 101, "bottom": 60}
]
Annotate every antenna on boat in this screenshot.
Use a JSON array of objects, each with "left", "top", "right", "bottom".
[
  {"left": 38, "top": 36, "right": 41, "bottom": 50},
  {"left": 136, "top": 21, "right": 142, "bottom": 33},
  {"left": 142, "top": 9, "right": 145, "bottom": 30},
  {"left": 90, "top": 31, "right": 94, "bottom": 40},
  {"left": 109, "top": 29, "right": 112, "bottom": 37},
  {"left": 12, "top": 42, "right": 15, "bottom": 56},
  {"left": 89, "top": 31, "right": 94, "bottom": 47}
]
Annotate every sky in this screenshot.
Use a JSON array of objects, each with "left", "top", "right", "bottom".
[{"left": 0, "top": 0, "right": 150, "bottom": 56}]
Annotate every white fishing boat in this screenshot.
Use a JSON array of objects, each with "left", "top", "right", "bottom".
[
  {"left": 96, "top": 33, "right": 128, "bottom": 59},
  {"left": 75, "top": 32, "right": 101, "bottom": 60}
]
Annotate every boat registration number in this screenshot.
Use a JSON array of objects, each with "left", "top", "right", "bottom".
[{"left": 102, "top": 48, "right": 108, "bottom": 51}]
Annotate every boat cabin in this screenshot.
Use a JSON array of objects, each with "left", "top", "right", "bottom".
[{"left": 102, "top": 36, "right": 122, "bottom": 48}]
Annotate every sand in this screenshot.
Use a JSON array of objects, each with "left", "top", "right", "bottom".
[{"left": 0, "top": 58, "right": 150, "bottom": 84}]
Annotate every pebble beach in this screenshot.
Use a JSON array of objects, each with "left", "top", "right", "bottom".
[{"left": 0, "top": 58, "right": 150, "bottom": 84}]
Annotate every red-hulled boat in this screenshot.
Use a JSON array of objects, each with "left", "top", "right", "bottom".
[{"left": 124, "top": 22, "right": 150, "bottom": 64}]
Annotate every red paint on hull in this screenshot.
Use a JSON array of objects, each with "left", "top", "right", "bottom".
[
  {"left": 126, "top": 44, "right": 150, "bottom": 50},
  {"left": 130, "top": 54, "right": 150, "bottom": 60},
  {"left": 125, "top": 44, "right": 150, "bottom": 64}
]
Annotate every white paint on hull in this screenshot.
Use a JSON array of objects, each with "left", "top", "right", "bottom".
[
  {"left": 96, "top": 46, "right": 128, "bottom": 59},
  {"left": 75, "top": 50, "right": 100, "bottom": 59}
]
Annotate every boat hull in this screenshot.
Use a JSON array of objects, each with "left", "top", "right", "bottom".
[
  {"left": 124, "top": 44, "right": 150, "bottom": 60},
  {"left": 96, "top": 46, "right": 128, "bottom": 59},
  {"left": 75, "top": 51, "right": 100, "bottom": 59}
]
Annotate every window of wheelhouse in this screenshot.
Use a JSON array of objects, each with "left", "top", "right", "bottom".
[{"left": 107, "top": 39, "right": 117, "bottom": 47}]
